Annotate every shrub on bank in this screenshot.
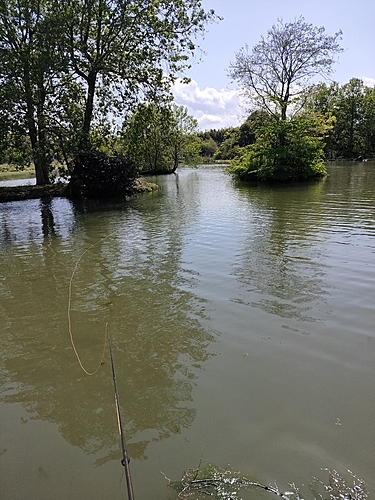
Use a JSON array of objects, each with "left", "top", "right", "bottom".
[{"left": 71, "top": 147, "right": 137, "bottom": 198}]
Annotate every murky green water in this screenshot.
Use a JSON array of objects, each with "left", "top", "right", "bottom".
[{"left": 1, "top": 163, "right": 375, "bottom": 499}]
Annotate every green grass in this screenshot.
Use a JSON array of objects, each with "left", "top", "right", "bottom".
[{"left": 0, "top": 164, "right": 35, "bottom": 181}]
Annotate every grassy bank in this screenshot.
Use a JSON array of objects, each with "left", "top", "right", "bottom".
[{"left": 0, "top": 164, "right": 35, "bottom": 181}]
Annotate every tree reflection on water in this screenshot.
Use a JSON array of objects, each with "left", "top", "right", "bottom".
[{"left": 0, "top": 195, "right": 215, "bottom": 465}]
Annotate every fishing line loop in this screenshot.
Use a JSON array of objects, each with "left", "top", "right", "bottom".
[
  {"left": 67, "top": 231, "right": 117, "bottom": 375},
  {"left": 67, "top": 231, "right": 135, "bottom": 500}
]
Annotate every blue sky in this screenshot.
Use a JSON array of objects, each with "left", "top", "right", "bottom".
[{"left": 172, "top": 0, "right": 375, "bottom": 130}]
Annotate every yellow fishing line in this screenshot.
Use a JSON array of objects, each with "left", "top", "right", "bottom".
[{"left": 67, "top": 232, "right": 116, "bottom": 375}]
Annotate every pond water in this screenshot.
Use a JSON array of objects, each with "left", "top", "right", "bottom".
[
  {"left": 1, "top": 162, "right": 375, "bottom": 499},
  {"left": 0, "top": 177, "right": 36, "bottom": 187}
]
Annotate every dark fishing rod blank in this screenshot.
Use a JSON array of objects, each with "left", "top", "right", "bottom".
[{"left": 107, "top": 328, "right": 135, "bottom": 500}]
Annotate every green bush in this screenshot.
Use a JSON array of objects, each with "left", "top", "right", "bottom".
[
  {"left": 229, "top": 118, "right": 330, "bottom": 182},
  {"left": 71, "top": 147, "right": 137, "bottom": 198}
]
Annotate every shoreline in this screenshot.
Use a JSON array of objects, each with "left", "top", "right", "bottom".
[{"left": 0, "top": 179, "right": 158, "bottom": 203}]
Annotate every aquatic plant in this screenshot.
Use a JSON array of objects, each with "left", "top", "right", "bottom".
[
  {"left": 167, "top": 464, "right": 368, "bottom": 500},
  {"left": 314, "top": 468, "right": 368, "bottom": 500}
]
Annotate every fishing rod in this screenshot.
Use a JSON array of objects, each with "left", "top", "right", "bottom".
[
  {"left": 107, "top": 325, "right": 135, "bottom": 500},
  {"left": 68, "top": 239, "right": 135, "bottom": 499}
]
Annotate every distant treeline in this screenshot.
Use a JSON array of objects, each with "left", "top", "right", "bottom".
[{"left": 198, "top": 78, "right": 375, "bottom": 162}]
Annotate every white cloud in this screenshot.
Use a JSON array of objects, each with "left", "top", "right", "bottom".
[
  {"left": 173, "top": 76, "right": 375, "bottom": 130},
  {"left": 363, "top": 77, "right": 375, "bottom": 87},
  {"left": 172, "top": 79, "right": 244, "bottom": 130}
]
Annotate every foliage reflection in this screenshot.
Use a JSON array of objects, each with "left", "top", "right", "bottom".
[{"left": 0, "top": 193, "right": 214, "bottom": 465}]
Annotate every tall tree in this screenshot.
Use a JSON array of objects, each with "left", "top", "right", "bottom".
[
  {"left": 229, "top": 17, "right": 343, "bottom": 121},
  {"left": 59, "top": 0, "right": 216, "bottom": 145},
  {"left": 0, "top": 0, "right": 217, "bottom": 185},
  {"left": 170, "top": 104, "right": 201, "bottom": 169},
  {"left": 361, "top": 86, "right": 375, "bottom": 157},
  {"left": 122, "top": 103, "right": 200, "bottom": 173},
  {"left": 304, "top": 82, "right": 340, "bottom": 159},
  {"left": 0, "top": 0, "right": 62, "bottom": 184},
  {"left": 307, "top": 79, "right": 375, "bottom": 159},
  {"left": 227, "top": 17, "right": 343, "bottom": 182},
  {"left": 334, "top": 78, "right": 366, "bottom": 158}
]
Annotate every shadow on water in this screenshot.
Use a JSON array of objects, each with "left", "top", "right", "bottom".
[{"left": 0, "top": 191, "right": 215, "bottom": 467}]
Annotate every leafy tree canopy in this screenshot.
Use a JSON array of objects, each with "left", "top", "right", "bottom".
[
  {"left": 229, "top": 16, "right": 343, "bottom": 120},
  {"left": 0, "top": 0, "right": 218, "bottom": 186},
  {"left": 229, "top": 116, "right": 332, "bottom": 182},
  {"left": 227, "top": 17, "right": 343, "bottom": 182},
  {"left": 306, "top": 78, "right": 375, "bottom": 159},
  {"left": 121, "top": 103, "right": 201, "bottom": 174}
]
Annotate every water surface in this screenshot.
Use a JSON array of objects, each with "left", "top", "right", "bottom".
[{"left": 1, "top": 162, "right": 374, "bottom": 498}]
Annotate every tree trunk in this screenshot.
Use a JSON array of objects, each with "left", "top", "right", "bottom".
[
  {"left": 71, "top": 71, "right": 97, "bottom": 192},
  {"left": 24, "top": 69, "right": 50, "bottom": 185},
  {"left": 35, "top": 76, "right": 50, "bottom": 185},
  {"left": 348, "top": 102, "right": 355, "bottom": 158},
  {"left": 172, "top": 143, "right": 179, "bottom": 172},
  {"left": 281, "top": 86, "right": 289, "bottom": 121},
  {"left": 34, "top": 153, "right": 50, "bottom": 185},
  {"left": 82, "top": 71, "right": 97, "bottom": 140}
]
